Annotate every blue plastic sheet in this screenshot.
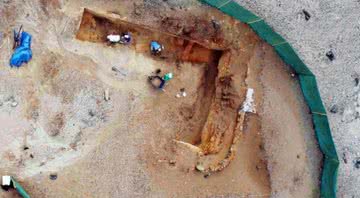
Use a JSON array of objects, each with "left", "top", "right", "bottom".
[{"left": 10, "top": 31, "right": 32, "bottom": 67}]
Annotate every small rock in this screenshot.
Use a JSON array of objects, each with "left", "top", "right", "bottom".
[
  {"left": 88, "top": 110, "right": 95, "bottom": 117},
  {"left": 355, "top": 77, "right": 359, "bottom": 86},
  {"left": 342, "top": 152, "right": 348, "bottom": 164},
  {"left": 302, "top": 9, "right": 311, "bottom": 21},
  {"left": 49, "top": 173, "right": 58, "bottom": 180},
  {"left": 11, "top": 101, "right": 18, "bottom": 107},
  {"left": 354, "top": 158, "right": 360, "bottom": 169},
  {"left": 169, "top": 160, "right": 176, "bottom": 165},
  {"left": 203, "top": 173, "right": 210, "bottom": 178},
  {"left": 330, "top": 105, "right": 338, "bottom": 114},
  {"left": 211, "top": 19, "right": 221, "bottom": 31},
  {"left": 111, "top": 66, "right": 119, "bottom": 72},
  {"left": 326, "top": 50, "right": 335, "bottom": 61},
  {"left": 104, "top": 89, "right": 110, "bottom": 101},
  {"left": 196, "top": 164, "right": 205, "bottom": 172}
]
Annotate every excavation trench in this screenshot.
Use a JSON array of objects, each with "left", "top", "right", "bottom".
[{"left": 76, "top": 9, "right": 248, "bottom": 173}]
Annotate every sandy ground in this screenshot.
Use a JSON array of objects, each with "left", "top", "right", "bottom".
[
  {"left": 0, "top": 0, "right": 324, "bottom": 197},
  {"left": 234, "top": 1, "right": 360, "bottom": 197}
]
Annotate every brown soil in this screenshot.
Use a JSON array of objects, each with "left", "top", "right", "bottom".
[
  {"left": 0, "top": 1, "right": 321, "bottom": 197},
  {"left": 77, "top": 7, "right": 269, "bottom": 174}
]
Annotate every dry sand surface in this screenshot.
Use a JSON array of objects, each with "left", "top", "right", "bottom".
[
  {"left": 234, "top": 1, "right": 360, "bottom": 197},
  {"left": 0, "top": 0, "right": 325, "bottom": 197}
]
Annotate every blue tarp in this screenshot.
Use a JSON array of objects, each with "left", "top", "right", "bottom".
[{"left": 10, "top": 31, "right": 32, "bottom": 67}]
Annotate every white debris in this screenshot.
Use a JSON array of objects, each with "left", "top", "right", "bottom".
[
  {"left": 11, "top": 101, "right": 18, "bottom": 107},
  {"left": 104, "top": 89, "right": 110, "bottom": 101},
  {"left": 2, "top": 176, "right": 11, "bottom": 186},
  {"left": 107, "top": 34, "right": 121, "bottom": 43},
  {"left": 175, "top": 89, "right": 187, "bottom": 98},
  {"left": 241, "top": 88, "right": 256, "bottom": 113}
]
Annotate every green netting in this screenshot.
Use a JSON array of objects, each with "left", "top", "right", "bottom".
[
  {"left": 199, "top": 1, "right": 339, "bottom": 198},
  {"left": 321, "top": 157, "right": 339, "bottom": 198},
  {"left": 249, "top": 20, "right": 286, "bottom": 46},
  {"left": 274, "top": 43, "right": 313, "bottom": 75},
  {"left": 198, "top": 0, "right": 228, "bottom": 8},
  {"left": 299, "top": 75, "right": 327, "bottom": 114},
  {"left": 12, "top": 178, "right": 30, "bottom": 198},
  {"left": 312, "top": 114, "right": 338, "bottom": 159},
  {"left": 218, "top": 1, "right": 260, "bottom": 23}
]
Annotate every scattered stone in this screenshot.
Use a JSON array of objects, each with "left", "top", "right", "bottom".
[
  {"left": 330, "top": 105, "right": 338, "bottom": 114},
  {"left": 169, "top": 160, "right": 176, "bottom": 165},
  {"left": 302, "top": 9, "right": 311, "bottom": 21},
  {"left": 29, "top": 154, "right": 34, "bottom": 158},
  {"left": 203, "top": 173, "right": 210, "bottom": 178},
  {"left": 10, "top": 101, "right": 18, "bottom": 107},
  {"left": 49, "top": 173, "right": 58, "bottom": 180},
  {"left": 23, "top": 146, "right": 29, "bottom": 151},
  {"left": 104, "top": 89, "right": 110, "bottom": 101},
  {"left": 211, "top": 19, "right": 221, "bottom": 31},
  {"left": 111, "top": 66, "right": 128, "bottom": 76},
  {"left": 326, "top": 50, "right": 335, "bottom": 61},
  {"left": 196, "top": 164, "right": 205, "bottom": 172},
  {"left": 296, "top": 154, "right": 300, "bottom": 159},
  {"left": 88, "top": 110, "right": 95, "bottom": 117},
  {"left": 354, "top": 158, "right": 360, "bottom": 169},
  {"left": 111, "top": 66, "right": 118, "bottom": 72},
  {"left": 342, "top": 152, "right": 348, "bottom": 164},
  {"left": 355, "top": 77, "right": 359, "bottom": 86}
]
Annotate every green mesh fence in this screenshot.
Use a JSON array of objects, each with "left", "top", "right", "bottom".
[
  {"left": 11, "top": 177, "right": 30, "bottom": 198},
  {"left": 199, "top": 0, "right": 339, "bottom": 197}
]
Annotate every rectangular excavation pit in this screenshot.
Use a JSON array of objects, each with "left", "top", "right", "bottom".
[
  {"left": 76, "top": 8, "right": 224, "bottom": 64},
  {"left": 76, "top": 8, "right": 253, "bottom": 176}
]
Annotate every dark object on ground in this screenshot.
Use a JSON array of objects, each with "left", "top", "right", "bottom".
[
  {"left": 211, "top": 19, "right": 221, "bottom": 30},
  {"left": 23, "top": 146, "right": 29, "bottom": 150},
  {"left": 148, "top": 75, "right": 166, "bottom": 90},
  {"left": 342, "top": 153, "right": 347, "bottom": 164},
  {"left": 354, "top": 158, "right": 360, "bottom": 169},
  {"left": 150, "top": 41, "right": 163, "bottom": 55},
  {"left": 13, "top": 25, "right": 23, "bottom": 49},
  {"left": 326, "top": 50, "right": 335, "bottom": 61},
  {"left": 155, "top": 69, "right": 161, "bottom": 74},
  {"left": 49, "top": 173, "right": 58, "bottom": 180},
  {"left": 330, "top": 105, "right": 338, "bottom": 114},
  {"left": 302, "top": 9, "right": 311, "bottom": 21},
  {"left": 10, "top": 31, "right": 32, "bottom": 67},
  {"left": 204, "top": 173, "right": 210, "bottom": 178},
  {"left": 355, "top": 77, "right": 359, "bottom": 86},
  {"left": 120, "top": 32, "right": 132, "bottom": 44}
]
